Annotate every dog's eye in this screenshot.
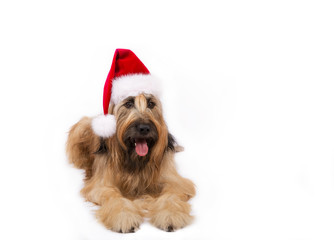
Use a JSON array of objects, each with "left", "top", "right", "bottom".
[
  {"left": 147, "top": 101, "right": 155, "bottom": 109},
  {"left": 124, "top": 101, "right": 134, "bottom": 109}
]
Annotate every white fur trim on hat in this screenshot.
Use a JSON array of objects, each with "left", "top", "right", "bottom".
[
  {"left": 91, "top": 114, "right": 116, "bottom": 138},
  {"left": 111, "top": 74, "right": 161, "bottom": 105}
]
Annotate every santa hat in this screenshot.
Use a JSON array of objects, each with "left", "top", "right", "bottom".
[{"left": 92, "top": 49, "right": 161, "bottom": 137}]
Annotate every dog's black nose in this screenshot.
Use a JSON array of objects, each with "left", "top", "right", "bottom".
[{"left": 137, "top": 124, "right": 151, "bottom": 135}]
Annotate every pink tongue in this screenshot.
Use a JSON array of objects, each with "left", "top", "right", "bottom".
[{"left": 135, "top": 139, "right": 148, "bottom": 156}]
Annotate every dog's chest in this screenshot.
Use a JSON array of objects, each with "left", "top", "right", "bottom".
[{"left": 116, "top": 173, "right": 163, "bottom": 199}]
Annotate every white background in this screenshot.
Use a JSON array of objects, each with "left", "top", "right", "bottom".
[{"left": 1, "top": 0, "right": 334, "bottom": 239}]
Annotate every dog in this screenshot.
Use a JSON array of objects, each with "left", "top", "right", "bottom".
[{"left": 66, "top": 49, "right": 195, "bottom": 233}]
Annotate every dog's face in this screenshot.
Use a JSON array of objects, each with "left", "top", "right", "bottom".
[{"left": 112, "top": 94, "right": 169, "bottom": 171}]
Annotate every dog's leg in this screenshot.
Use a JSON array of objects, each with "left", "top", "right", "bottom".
[
  {"left": 148, "top": 159, "right": 196, "bottom": 232},
  {"left": 94, "top": 187, "right": 143, "bottom": 233},
  {"left": 148, "top": 183, "right": 195, "bottom": 232}
]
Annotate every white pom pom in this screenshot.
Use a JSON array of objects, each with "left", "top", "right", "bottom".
[{"left": 91, "top": 114, "right": 116, "bottom": 138}]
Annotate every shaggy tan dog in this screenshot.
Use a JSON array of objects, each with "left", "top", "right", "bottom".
[{"left": 66, "top": 93, "right": 195, "bottom": 233}]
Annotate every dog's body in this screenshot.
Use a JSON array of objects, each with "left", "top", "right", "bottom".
[{"left": 66, "top": 93, "right": 195, "bottom": 233}]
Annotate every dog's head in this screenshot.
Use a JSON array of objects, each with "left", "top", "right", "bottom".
[{"left": 109, "top": 93, "right": 173, "bottom": 172}]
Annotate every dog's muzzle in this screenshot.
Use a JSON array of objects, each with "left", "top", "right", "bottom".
[
  {"left": 123, "top": 121, "right": 158, "bottom": 157},
  {"left": 135, "top": 124, "right": 151, "bottom": 156}
]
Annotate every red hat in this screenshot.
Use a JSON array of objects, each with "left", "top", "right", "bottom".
[{"left": 92, "top": 49, "right": 161, "bottom": 137}]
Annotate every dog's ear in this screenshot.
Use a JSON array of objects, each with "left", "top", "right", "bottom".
[
  {"left": 168, "top": 133, "right": 184, "bottom": 153},
  {"left": 167, "top": 133, "right": 176, "bottom": 152},
  {"left": 94, "top": 137, "right": 108, "bottom": 154}
]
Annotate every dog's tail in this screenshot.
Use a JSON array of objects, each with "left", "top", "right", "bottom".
[{"left": 66, "top": 117, "right": 100, "bottom": 178}]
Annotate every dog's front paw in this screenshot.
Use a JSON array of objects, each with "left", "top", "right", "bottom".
[
  {"left": 149, "top": 196, "right": 193, "bottom": 231},
  {"left": 150, "top": 208, "right": 193, "bottom": 232},
  {"left": 112, "top": 209, "right": 142, "bottom": 233},
  {"left": 97, "top": 199, "right": 143, "bottom": 233}
]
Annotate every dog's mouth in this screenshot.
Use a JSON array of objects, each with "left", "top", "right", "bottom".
[
  {"left": 135, "top": 138, "right": 149, "bottom": 156},
  {"left": 127, "top": 137, "right": 156, "bottom": 157}
]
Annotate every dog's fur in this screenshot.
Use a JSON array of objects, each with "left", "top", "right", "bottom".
[{"left": 66, "top": 93, "right": 195, "bottom": 233}]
